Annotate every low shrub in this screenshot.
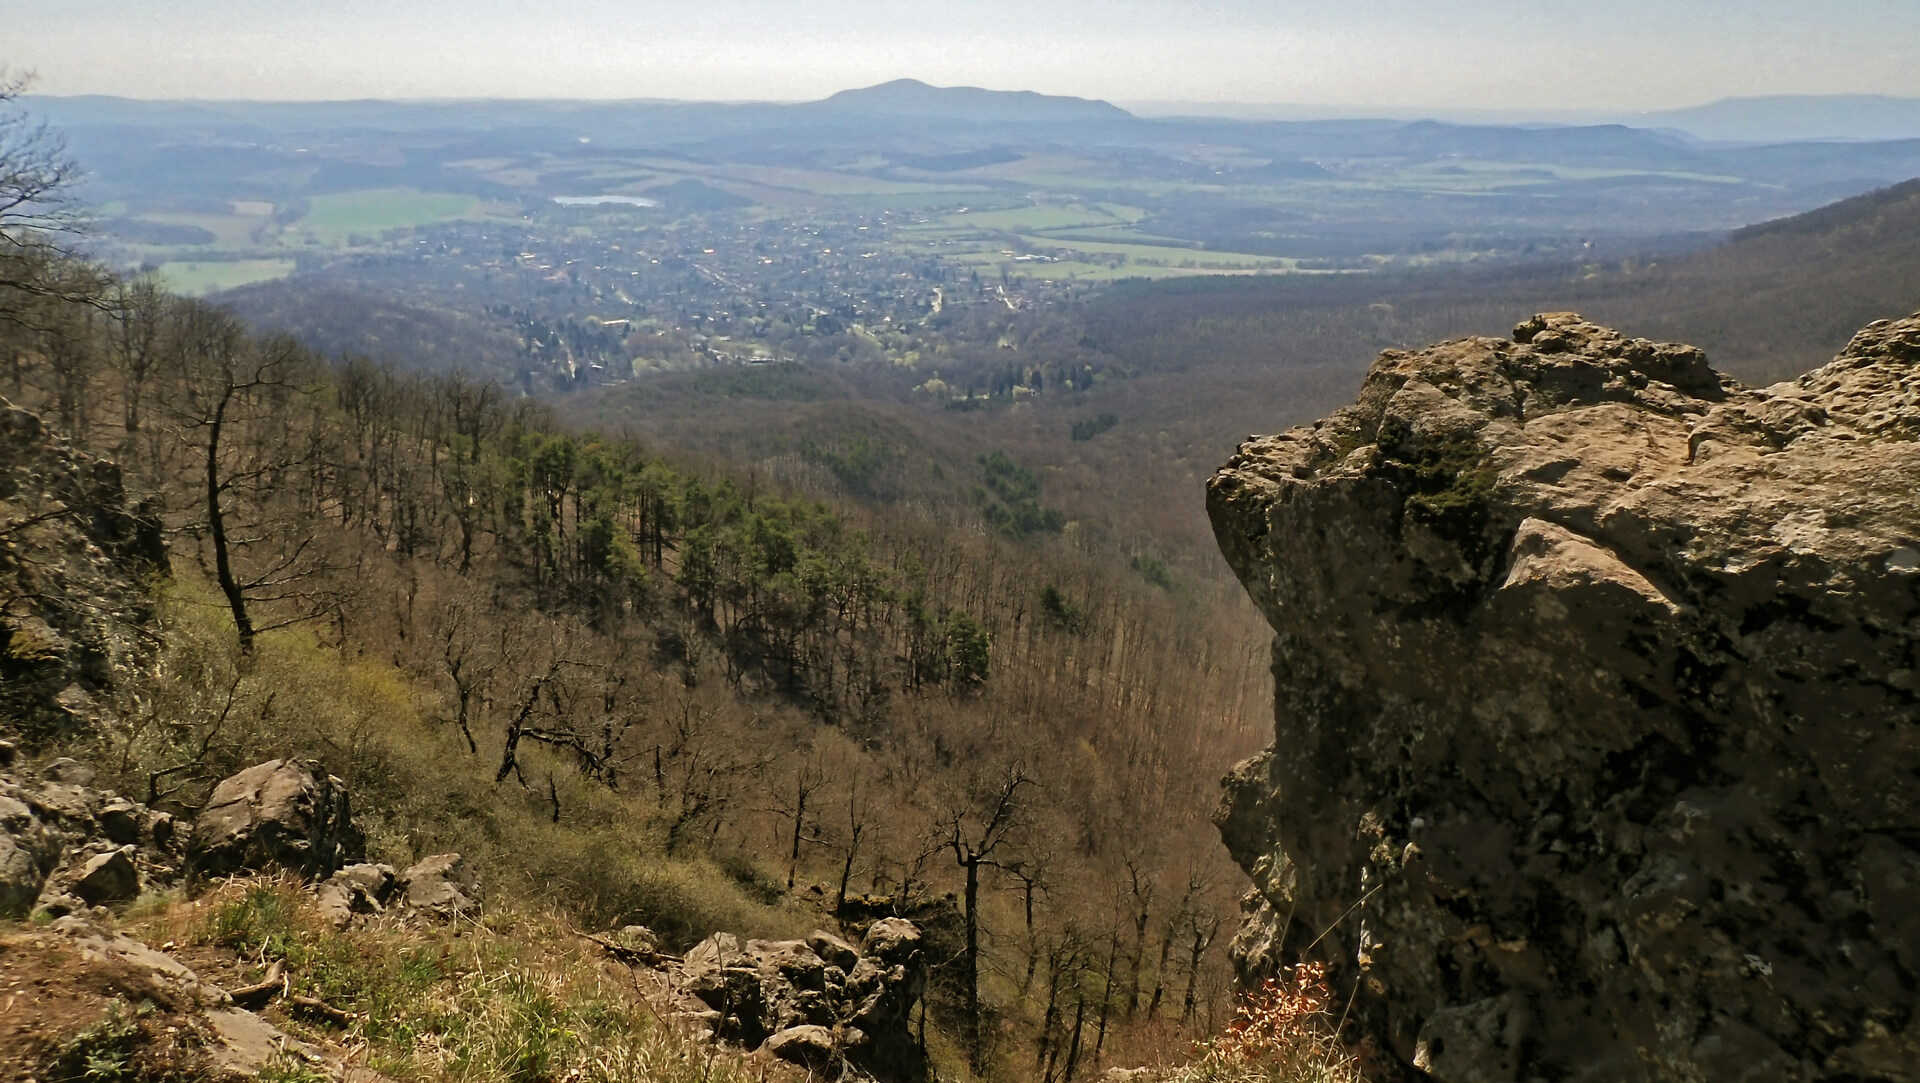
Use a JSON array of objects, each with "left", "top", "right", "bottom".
[{"left": 1168, "top": 962, "right": 1361, "bottom": 1083}]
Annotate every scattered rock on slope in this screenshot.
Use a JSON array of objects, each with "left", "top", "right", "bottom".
[
  {"left": 1, "top": 754, "right": 480, "bottom": 931},
  {"left": 672, "top": 918, "right": 928, "bottom": 1080},
  {"left": 0, "top": 762, "right": 184, "bottom": 919},
  {"left": 1206, "top": 312, "right": 1919, "bottom": 1082},
  {"left": 315, "top": 852, "right": 480, "bottom": 926}
]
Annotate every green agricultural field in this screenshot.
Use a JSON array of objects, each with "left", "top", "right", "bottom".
[
  {"left": 1091, "top": 202, "right": 1149, "bottom": 223},
  {"left": 292, "top": 188, "right": 487, "bottom": 244},
  {"left": 938, "top": 203, "right": 1134, "bottom": 232},
  {"left": 1015, "top": 235, "right": 1289, "bottom": 268},
  {"left": 156, "top": 258, "right": 297, "bottom": 295},
  {"left": 1384, "top": 159, "right": 1752, "bottom": 194},
  {"left": 1031, "top": 224, "right": 1193, "bottom": 245},
  {"left": 1016, "top": 259, "right": 1278, "bottom": 282},
  {"left": 938, "top": 227, "right": 1307, "bottom": 282},
  {"left": 142, "top": 210, "right": 270, "bottom": 249},
  {"left": 837, "top": 189, "right": 1020, "bottom": 213},
  {"left": 723, "top": 164, "right": 965, "bottom": 196},
  {"left": 965, "top": 152, "right": 1101, "bottom": 182}
]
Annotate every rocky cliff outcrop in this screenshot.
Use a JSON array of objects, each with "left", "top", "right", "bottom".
[
  {"left": 672, "top": 919, "right": 928, "bottom": 1080},
  {"left": 1206, "top": 312, "right": 1918, "bottom": 1082},
  {"left": 0, "top": 400, "right": 165, "bottom": 742}
]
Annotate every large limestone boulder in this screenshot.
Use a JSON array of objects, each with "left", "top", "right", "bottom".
[
  {"left": 1207, "top": 312, "right": 1919, "bottom": 1082},
  {"left": 844, "top": 918, "right": 926, "bottom": 1076},
  {"left": 187, "top": 760, "right": 363, "bottom": 881},
  {"left": 315, "top": 862, "right": 399, "bottom": 926},
  {"left": 315, "top": 853, "right": 481, "bottom": 927},
  {"left": 66, "top": 847, "right": 139, "bottom": 905}
]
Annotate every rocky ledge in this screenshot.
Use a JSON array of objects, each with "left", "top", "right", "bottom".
[
  {"left": 670, "top": 920, "right": 927, "bottom": 1080},
  {"left": 0, "top": 401, "right": 166, "bottom": 742},
  {"left": 1206, "top": 312, "right": 1918, "bottom": 1081}
]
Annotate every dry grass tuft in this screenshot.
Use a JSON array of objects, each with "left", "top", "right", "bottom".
[
  {"left": 128, "top": 878, "right": 783, "bottom": 1083},
  {"left": 1163, "top": 962, "right": 1362, "bottom": 1083}
]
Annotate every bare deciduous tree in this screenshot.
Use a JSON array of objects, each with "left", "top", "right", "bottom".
[
  {"left": 0, "top": 71, "right": 105, "bottom": 331},
  {"left": 169, "top": 306, "right": 325, "bottom": 651},
  {"left": 108, "top": 276, "right": 168, "bottom": 445},
  {"left": 766, "top": 753, "right": 825, "bottom": 893},
  {"left": 946, "top": 763, "right": 1032, "bottom": 1071}
]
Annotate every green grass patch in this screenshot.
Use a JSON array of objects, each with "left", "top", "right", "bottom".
[
  {"left": 1014, "top": 235, "right": 1284, "bottom": 267},
  {"left": 293, "top": 188, "right": 484, "bottom": 243},
  {"left": 44, "top": 1000, "right": 142, "bottom": 1083},
  {"left": 837, "top": 189, "right": 1018, "bottom": 212},
  {"left": 178, "top": 881, "right": 769, "bottom": 1083},
  {"left": 140, "top": 211, "right": 266, "bottom": 248},
  {"left": 155, "top": 258, "right": 296, "bottom": 295},
  {"left": 1030, "top": 224, "right": 1193, "bottom": 245},
  {"left": 938, "top": 202, "right": 1129, "bottom": 232}
]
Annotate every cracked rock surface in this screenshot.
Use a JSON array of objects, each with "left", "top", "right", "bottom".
[
  {"left": 0, "top": 401, "right": 166, "bottom": 743},
  {"left": 673, "top": 918, "right": 927, "bottom": 1080},
  {"left": 1207, "top": 311, "right": 1919, "bottom": 1082}
]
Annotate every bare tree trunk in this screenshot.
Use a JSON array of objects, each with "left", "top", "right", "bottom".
[
  {"left": 786, "top": 775, "right": 808, "bottom": 892},
  {"left": 1062, "top": 992, "right": 1087, "bottom": 1083},
  {"left": 1182, "top": 916, "right": 1218, "bottom": 1024},
  {"left": 1095, "top": 929, "right": 1118, "bottom": 1058},
  {"left": 836, "top": 784, "right": 864, "bottom": 914},
  {"left": 963, "top": 855, "right": 983, "bottom": 1069},
  {"left": 1039, "top": 953, "right": 1063, "bottom": 1081},
  {"left": 1147, "top": 918, "right": 1176, "bottom": 1017},
  {"left": 205, "top": 387, "right": 254, "bottom": 652}
]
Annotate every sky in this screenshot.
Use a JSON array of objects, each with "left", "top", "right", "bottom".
[{"left": 11, "top": 0, "right": 1920, "bottom": 110}]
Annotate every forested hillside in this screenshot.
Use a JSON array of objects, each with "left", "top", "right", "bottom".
[
  {"left": 7, "top": 60, "right": 1918, "bottom": 1081},
  {"left": 1, "top": 173, "right": 1271, "bottom": 1083},
  {"left": 556, "top": 174, "right": 1920, "bottom": 645}
]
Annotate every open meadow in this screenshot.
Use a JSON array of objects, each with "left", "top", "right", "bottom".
[{"left": 156, "top": 258, "right": 299, "bottom": 294}]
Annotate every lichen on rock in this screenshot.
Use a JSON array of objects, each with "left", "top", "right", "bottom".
[{"left": 1206, "top": 312, "right": 1920, "bottom": 1082}]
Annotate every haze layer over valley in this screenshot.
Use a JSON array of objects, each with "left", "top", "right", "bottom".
[{"left": 2, "top": 18, "right": 1917, "bottom": 1083}]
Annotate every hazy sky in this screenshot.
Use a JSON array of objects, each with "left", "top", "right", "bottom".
[{"left": 12, "top": 0, "right": 1920, "bottom": 109}]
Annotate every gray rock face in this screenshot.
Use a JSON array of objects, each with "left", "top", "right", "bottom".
[
  {"left": 762, "top": 1024, "right": 839, "bottom": 1071},
  {"left": 399, "top": 852, "right": 479, "bottom": 918},
  {"left": 42, "top": 758, "right": 96, "bottom": 786},
  {"left": 0, "top": 401, "right": 166, "bottom": 744},
  {"left": 315, "top": 862, "right": 399, "bottom": 926},
  {"left": 69, "top": 848, "right": 139, "bottom": 905},
  {"left": 675, "top": 921, "right": 927, "bottom": 1080},
  {"left": 187, "top": 759, "right": 364, "bottom": 881},
  {"left": 315, "top": 853, "right": 480, "bottom": 926},
  {"left": 1206, "top": 313, "right": 1920, "bottom": 1082},
  {"left": 96, "top": 798, "right": 141, "bottom": 844}
]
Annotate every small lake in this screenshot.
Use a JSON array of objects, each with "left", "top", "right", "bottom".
[{"left": 552, "top": 194, "right": 658, "bottom": 207}]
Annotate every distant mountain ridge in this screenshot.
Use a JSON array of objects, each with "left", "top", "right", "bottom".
[
  {"left": 812, "top": 78, "right": 1133, "bottom": 124},
  {"left": 1637, "top": 94, "right": 1920, "bottom": 144},
  {"left": 30, "top": 88, "right": 1920, "bottom": 145}
]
